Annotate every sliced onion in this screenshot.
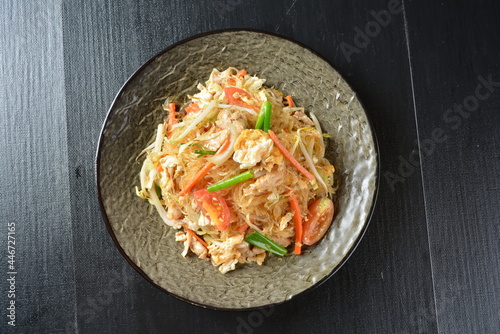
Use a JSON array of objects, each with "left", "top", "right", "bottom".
[
  {"left": 139, "top": 159, "right": 156, "bottom": 190},
  {"left": 145, "top": 168, "right": 157, "bottom": 190},
  {"left": 149, "top": 184, "right": 181, "bottom": 228},
  {"left": 139, "top": 159, "right": 149, "bottom": 190},
  {"left": 136, "top": 142, "right": 154, "bottom": 161},
  {"left": 181, "top": 233, "right": 191, "bottom": 257},
  {"left": 309, "top": 112, "right": 322, "bottom": 136},
  {"left": 174, "top": 100, "right": 217, "bottom": 141},
  {"left": 207, "top": 123, "right": 237, "bottom": 166},
  {"left": 290, "top": 133, "right": 300, "bottom": 155},
  {"left": 152, "top": 124, "right": 164, "bottom": 153},
  {"left": 309, "top": 112, "right": 325, "bottom": 154},
  {"left": 171, "top": 122, "right": 185, "bottom": 130}
]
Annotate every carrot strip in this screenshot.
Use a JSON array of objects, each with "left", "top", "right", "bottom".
[
  {"left": 167, "top": 103, "right": 177, "bottom": 131},
  {"left": 236, "top": 69, "right": 247, "bottom": 78},
  {"left": 287, "top": 190, "right": 303, "bottom": 255},
  {"left": 156, "top": 161, "right": 163, "bottom": 172},
  {"left": 242, "top": 103, "right": 260, "bottom": 112},
  {"left": 286, "top": 95, "right": 295, "bottom": 107},
  {"left": 237, "top": 223, "right": 249, "bottom": 234},
  {"left": 217, "top": 139, "right": 230, "bottom": 154},
  {"left": 225, "top": 86, "right": 251, "bottom": 100},
  {"left": 178, "top": 162, "right": 215, "bottom": 196},
  {"left": 268, "top": 130, "right": 315, "bottom": 181},
  {"left": 185, "top": 103, "right": 200, "bottom": 113},
  {"left": 224, "top": 87, "right": 260, "bottom": 112},
  {"left": 184, "top": 227, "right": 209, "bottom": 248}
]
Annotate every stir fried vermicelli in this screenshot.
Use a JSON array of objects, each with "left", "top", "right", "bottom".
[{"left": 137, "top": 68, "right": 335, "bottom": 273}]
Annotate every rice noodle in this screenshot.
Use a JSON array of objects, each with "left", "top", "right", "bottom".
[
  {"left": 309, "top": 112, "right": 322, "bottom": 136},
  {"left": 207, "top": 123, "right": 237, "bottom": 165},
  {"left": 148, "top": 184, "right": 182, "bottom": 228},
  {"left": 299, "top": 138, "right": 328, "bottom": 194},
  {"left": 217, "top": 103, "right": 257, "bottom": 115},
  {"left": 136, "top": 142, "right": 155, "bottom": 161},
  {"left": 173, "top": 100, "right": 217, "bottom": 141},
  {"left": 136, "top": 67, "right": 336, "bottom": 273}
]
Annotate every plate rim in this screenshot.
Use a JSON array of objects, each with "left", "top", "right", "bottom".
[{"left": 95, "top": 28, "right": 380, "bottom": 311}]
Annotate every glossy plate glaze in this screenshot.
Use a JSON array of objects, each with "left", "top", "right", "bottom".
[{"left": 96, "top": 30, "right": 379, "bottom": 310}]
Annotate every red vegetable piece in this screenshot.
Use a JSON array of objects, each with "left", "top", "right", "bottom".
[
  {"left": 303, "top": 198, "right": 334, "bottom": 246},
  {"left": 223, "top": 87, "right": 260, "bottom": 112},
  {"left": 193, "top": 189, "right": 231, "bottom": 231}
]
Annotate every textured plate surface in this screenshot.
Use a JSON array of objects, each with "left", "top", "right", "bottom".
[{"left": 96, "top": 30, "right": 378, "bottom": 310}]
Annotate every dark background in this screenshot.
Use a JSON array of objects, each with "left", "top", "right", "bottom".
[{"left": 1, "top": 0, "right": 499, "bottom": 333}]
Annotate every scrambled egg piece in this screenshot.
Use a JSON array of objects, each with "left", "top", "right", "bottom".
[
  {"left": 209, "top": 235, "right": 245, "bottom": 273},
  {"left": 233, "top": 129, "right": 274, "bottom": 169}
]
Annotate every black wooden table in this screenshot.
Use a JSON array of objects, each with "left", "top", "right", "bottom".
[{"left": 1, "top": 1, "right": 499, "bottom": 333}]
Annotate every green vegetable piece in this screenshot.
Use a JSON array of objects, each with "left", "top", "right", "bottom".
[
  {"left": 194, "top": 149, "right": 217, "bottom": 157},
  {"left": 255, "top": 101, "right": 272, "bottom": 130},
  {"left": 244, "top": 231, "right": 287, "bottom": 256},
  {"left": 263, "top": 101, "right": 272, "bottom": 132},
  {"left": 154, "top": 183, "right": 162, "bottom": 200},
  {"left": 207, "top": 171, "right": 254, "bottom": 192}
]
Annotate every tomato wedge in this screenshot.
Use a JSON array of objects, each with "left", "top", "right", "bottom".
[
  {"left": 193, "top": 189, "right": 231, "bottom": 231},
  {"left": 223, "top": 87, "right": 260, "bottom": 112},
  {"left": 303, "top": 198, "right": 334, "bottom": 246},
  {"left": 185, "top": 103, "right": 200, "bottom": 113}
]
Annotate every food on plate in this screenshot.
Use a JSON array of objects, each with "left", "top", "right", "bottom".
[{"left": 136, "top": 67, "right": 336, "bottom": 273}]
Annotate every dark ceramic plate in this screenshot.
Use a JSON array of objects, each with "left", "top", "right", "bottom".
[{"left": 96, "top": 30, "right": 379, "bottom": 310}]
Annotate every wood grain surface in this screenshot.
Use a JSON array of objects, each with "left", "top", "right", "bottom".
[
  {"left": 0, "top": 0, "right": 498, "bottom": 333},
  {"left": 404, "top": 1, "right": 500, "bottom": 333}
]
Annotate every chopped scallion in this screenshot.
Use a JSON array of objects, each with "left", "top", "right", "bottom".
[
  {"left": 194, "top": 149, "right": 217, "bottom": 158},
  {"left": 207, "top": 170, "right": 254, "bottom": 192},
  {"left": 244, "top": 231, "right": 287, "bottom": 256},
  {"left": 255, "top": 101, "right": 272, "bottom": 130},
  {"left": 263, "top": 101, "right": 272, "bottom": 132}
]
